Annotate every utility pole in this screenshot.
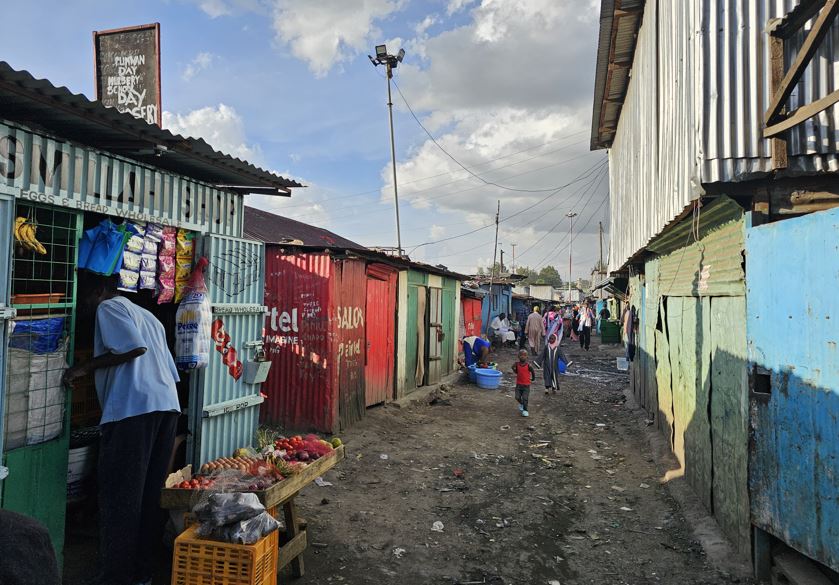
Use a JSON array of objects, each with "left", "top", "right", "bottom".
[
  {"left": 566, "top": 212, "right": 577, "bottom": 301},
  {"left": 486, "top": 200, "right": 501, "bottom": 335},
  {"left": 598, "top": 221, "right": 604, "bottom": 275},
  {"left": 500, "top": 248, "right": 505, "bottom": 273},
  {"left": 369, "top": 45, "right": 406, "bottom": 256},
  {"left": 511, "top": 243, "right": 517, "bottom": 274}
]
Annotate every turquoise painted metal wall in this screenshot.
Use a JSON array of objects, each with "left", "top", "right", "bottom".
[
  {"left": 480, "top": 284, "right": 512, "bottom": 334},
  {"left": 747, "top": 208, "right": 839, "bottom": 572}
]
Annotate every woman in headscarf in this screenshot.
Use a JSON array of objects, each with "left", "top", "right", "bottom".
[{"left": 541, "top": 333, "right": 570, "bottom": 395}]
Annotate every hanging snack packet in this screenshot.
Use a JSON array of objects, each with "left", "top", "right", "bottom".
[
  {"left": 139, "top": 271, "right": 156, "bottom": 290},
  {"left": 142, "top": 238, "right": 158, "bottom": 256},
  {"left": 175, "top": 257, "right": 212, "bottom": 370},
  {"left": 159, "top": 227, "right": 177, "bottom": 256},
  {"left": 145, "top": 222, "right": 164, "bottom": 243},
  {"left": 176, "top": 229, "right": 195, "bottom": 259},
  {"left": 122, "top": 251, "right": 141, "bottom": 272},
  {"left": 118, "top": 268, "right": 139, "bottom": 293},
  {"left": 156, "top": 255, "right": 176, "bottom": 304}
]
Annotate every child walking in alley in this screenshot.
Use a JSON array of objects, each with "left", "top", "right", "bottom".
[{"left": 512, "top": 349, "right": 536, "bottom": 417}]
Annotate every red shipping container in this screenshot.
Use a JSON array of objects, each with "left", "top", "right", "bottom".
[{"left": 261, "top": 252, "right": 367, "bottom": 433}]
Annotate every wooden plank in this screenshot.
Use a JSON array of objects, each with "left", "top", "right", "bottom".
[
  {"left": 282, "top": 499, "right": 305, "bottom": 577},
  {"left": 764, "top": 0, "right": 839, "bottom": 126},
  {"left": 767, "top": 21, "right": 788, "bottom": 169},
  {"left": 160, "top": 445, "right": 345, "bottom": 510},
  {"left": 774, "top": 549, "right": 834, "bottom": 585},
  {"left": 277, "top": 531, "right": 307, "bottom": 571},
  {"left": 773, "top": 0, "right": 828, "bottom": 39},
  {"left": 764, "top": 88, "right": 839, "bottom": 138}
]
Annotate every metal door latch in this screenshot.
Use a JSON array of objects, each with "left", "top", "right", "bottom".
[{"left": 0, "top": 466, "right": 8, "bottom": 480}]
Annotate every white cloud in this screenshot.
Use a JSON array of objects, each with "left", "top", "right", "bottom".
[
  {"left": 415, "top": 15, "right": 437, "bottom": 36},
  {"left": 182, "top": 52, "right": 215, "bottom": 81},
  {"left": 447, "top": 0, "right": 477, "bottom": 16},
  {"left": 199, "top": 0, "right": 231, "bottom": 18},
  {"left": 375, "top": 0, "right": 606, "bottom": 276},
  {"left": 270, "top": 0, "right": 405, "bottom": 77},
  {"left": 163, "top": 104, "right": 263, "bottom": 163},
  {"left": 429, "top": 224, "right": 445, "bottom": 239}
]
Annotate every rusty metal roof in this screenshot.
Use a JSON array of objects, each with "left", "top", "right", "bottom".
[
  {"left": 244, "top": 206, "right": 366, "bottom": 250},
  {"left": 0, "top": 61, "right": 303, "bottom": 193},
  {"left": 590, "top": 0, "right": 646, "bottom": 150}
]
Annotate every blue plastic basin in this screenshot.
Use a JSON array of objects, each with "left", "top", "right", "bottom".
[
  {"left": 475, "top": 368, "right": 502, "bottom": 390},
  {"left": 468, "top": 364, "right": 478, "bottom": 383}
]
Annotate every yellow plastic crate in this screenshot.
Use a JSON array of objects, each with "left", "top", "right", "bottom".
[{"left": 171, "top": 525, "right": 278, "bottom": 585}]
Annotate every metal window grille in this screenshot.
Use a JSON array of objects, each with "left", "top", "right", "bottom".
[{"left": 5, "top": 202, "right": 80, "bottom": 450}]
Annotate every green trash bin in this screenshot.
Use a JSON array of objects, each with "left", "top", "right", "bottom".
[{"left": 600, "top": 320, "right": 621, "bottom": 344}]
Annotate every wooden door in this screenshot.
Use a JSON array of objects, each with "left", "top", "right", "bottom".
[{"left": 427, "top": 288, "right": 443, "bottom": 384}]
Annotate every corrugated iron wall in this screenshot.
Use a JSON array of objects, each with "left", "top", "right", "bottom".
[
  {"left": 188, "top": 234, "right": 266, "bottom": 465},
  {"left": 701, "top": 0, "right": 839, "bottom": 181},
  {"left": 608, "top": 0, "right": 701, "bottom": 273},
  {"left": 0, "top": 122, "right": 243, "bottom": 236},
  {"left": 650, "top": 197, "right": 746, "bottom": 297},
  {"left": 747, "top": 206, "right": 839, "bottom": 572},
  {"left": 336, "top": 259, "right": 367, "bottom": 430},
  {"left": 608, "top": 0, "right": 838, "bottom": 272},
  {"left": 261, "top": 252, "right": 337, "bottom": 433}
]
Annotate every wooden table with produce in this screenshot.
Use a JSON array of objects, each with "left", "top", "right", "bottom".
[{"left": 161, "top": 435, "right": 345, "bottom": 578}]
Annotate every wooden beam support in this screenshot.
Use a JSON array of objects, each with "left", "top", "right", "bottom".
[
  {"left": 767, "top": 20, "right": 788, "bottom": 169},
  {"left": 764, "top": 0, "right": 839, "bottom": 126},
  {"left": 764, "top": 87, "right": 839, "bottom": 138}
]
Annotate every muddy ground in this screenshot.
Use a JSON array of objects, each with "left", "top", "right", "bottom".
[
  {"left": 292, "top": 339, "right": 753, "bottom": 585},
  {"left": 63, "top": 337, "right": 752, "bottom": 585}
]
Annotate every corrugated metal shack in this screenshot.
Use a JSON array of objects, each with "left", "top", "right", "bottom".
[
  {"left": 591, "top": 0, "right": 839, "bottom": 576},
  {"left": 395, "top": 262, "right": 465, "bottom": 398},
  {"left": 245, "top": 207, "right": 397, "bottom": 433},
  {"left": 245, "top": 208, "right": 467, "bottom": 432},
  {"left": 0, "top": 62, "right": 301, "bottom": 563}
]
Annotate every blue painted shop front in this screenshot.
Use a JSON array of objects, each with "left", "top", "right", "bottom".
[
  {"left": 480, "top": 283, "right": 512, "bottom": 334},
  {"left": 746, "top": 207, "right": 839, "bottom": 572}
]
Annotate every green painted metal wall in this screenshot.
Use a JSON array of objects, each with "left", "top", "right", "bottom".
[{"left": 634, "top": 195, "right": 750, "bottom": 556}]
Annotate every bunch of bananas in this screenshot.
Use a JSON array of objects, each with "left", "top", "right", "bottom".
[{"left": 14, "top": 217, "right": 47, "bottom": 255}]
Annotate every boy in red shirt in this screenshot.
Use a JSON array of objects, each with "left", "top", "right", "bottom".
[{"left": 511, "top": 349, "right": 536, "bottom": 417}]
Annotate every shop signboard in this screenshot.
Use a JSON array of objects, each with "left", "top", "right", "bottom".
[
  {"left": 93, "top": 23, "right": 162, "bottom": 126},
  {"left": 0, "top": 121, "right": 242, "bottom": 236}
]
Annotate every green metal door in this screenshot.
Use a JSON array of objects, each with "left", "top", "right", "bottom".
[
  {"left": 441, "top": 285, "right": 455, "bottom": 376},
  {"left": 2, "top": 201, "right": 82, "bottom": 567},
  {"left": 405, "top": 285, "right": 419, "bottom": 392}
]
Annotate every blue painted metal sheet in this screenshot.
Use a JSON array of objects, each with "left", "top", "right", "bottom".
[
  {"left": 747, "top": 207, "right": 839, "bottom": 571},
  {"left": 480, "top": 284, "right": 512, "bottom": 334},
  {"left": 188, "top": 234, "right": 266, "bottom": 466}
]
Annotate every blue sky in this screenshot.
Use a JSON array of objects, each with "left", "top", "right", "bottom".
[{"left": 1, "top": 0, "right": 608, "bottom": 279}]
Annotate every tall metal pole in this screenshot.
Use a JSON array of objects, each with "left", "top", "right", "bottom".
[
  {"left": 598, "top": 221, "right": 604, "bottom": 300},
  {"left": 485, "top": 200, "right": 501, "bottom": 335},
  {"left": 566, "top": 212, "right": 577, "bottom": 301},
  {"left": 500, "top": 249, "right": 505, "bottom": 273},
  {"left": 385, "top": 61, "right": 403, "bottom": 256}
]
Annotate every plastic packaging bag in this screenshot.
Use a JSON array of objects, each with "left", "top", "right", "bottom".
[
  {"left": 193, "top": 492, "right": 264, "bottom": 527},
  {"left": 196, "top": 511, "right": 280, "bottom": 545},
  {"left": 175, "top": 257, "right": 212, "bottom": 370}
]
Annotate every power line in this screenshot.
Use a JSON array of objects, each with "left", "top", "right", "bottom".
[
  {"left": 280, "top": 148, "right": 601, "bottom": 225},
  {"left": 392, "top": 79, "right": 603, "bottom": 193},
  {"left": 404, "top": 158, "right": 607, "bottom": 252},
  {"left": 278, "top": 131, "right": 588, "bottom": 210}
]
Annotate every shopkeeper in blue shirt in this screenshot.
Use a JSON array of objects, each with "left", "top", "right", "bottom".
[{"left": 63, "top": 271, "right": 180, "bottom": 585}]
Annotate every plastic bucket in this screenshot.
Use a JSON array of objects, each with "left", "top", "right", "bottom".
[
  {"left": 67, "top": 444, "right": 97, "bottom": 484},
  {"left": 475, "top": 368, "right": 502, "bottom": 390},
  {"left": 616, "top": 357, "right": 629, "bottom": 371},
  {"left": 468, "top": 364, "right": 477, "bottom": 383}
]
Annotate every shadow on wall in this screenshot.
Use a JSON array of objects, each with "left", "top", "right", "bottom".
[
  {"left": 631, "top": 291, "right": 751, "bottom": 557},
  {"left": 750, "top": 366, "right": 839, "bottom": 573}
]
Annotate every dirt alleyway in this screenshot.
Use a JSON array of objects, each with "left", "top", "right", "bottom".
[{"left": 292, "top": 339, "right": 752, "bottom": 585}]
